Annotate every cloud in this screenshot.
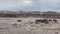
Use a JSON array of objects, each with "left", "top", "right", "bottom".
[{"left": 0, "top": 0, "right": 59, "bottom": 11}]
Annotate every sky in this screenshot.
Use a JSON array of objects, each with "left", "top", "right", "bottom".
[{"left": 0, "top": 0, "right": 60, "bottom": 11}]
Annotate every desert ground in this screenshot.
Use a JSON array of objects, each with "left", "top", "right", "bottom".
[{"left": 0, "top": 17, "right": 60, "bottom": 34}]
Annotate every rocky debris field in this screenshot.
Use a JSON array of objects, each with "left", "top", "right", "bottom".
[{"left": 0, "top": 18, "right": 60, "bottom": 34}]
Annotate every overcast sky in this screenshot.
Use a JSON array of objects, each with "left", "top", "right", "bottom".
[{"left": 0, "top": 0, "right": 60, "bottom": 11}]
